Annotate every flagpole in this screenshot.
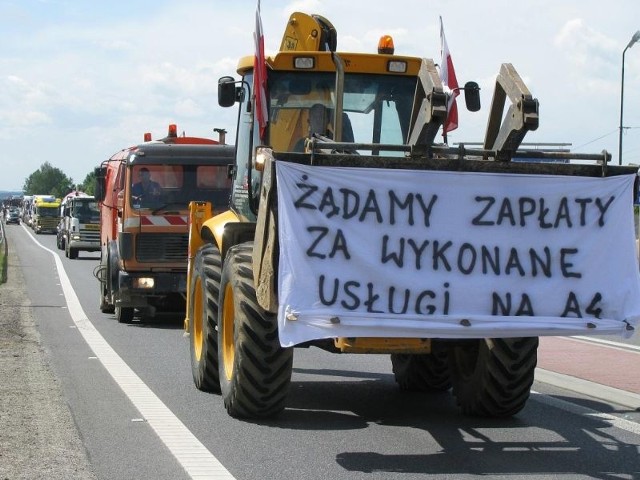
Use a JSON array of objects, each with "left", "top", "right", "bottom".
[{"left": 439, "top": 16, "right": 459, "bottom": 142}]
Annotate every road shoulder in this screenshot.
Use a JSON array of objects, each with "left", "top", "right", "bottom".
[{"left": 0, "top": 237, "right": 97, "bottom": 479}]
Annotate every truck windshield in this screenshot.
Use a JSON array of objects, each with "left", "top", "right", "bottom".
[
  {"left": 268, "top": 71, "right": 417, "bottom": 154},
  {"left": 73, "top": 201, "right": 100, "bottom": 220},
  {"left": 37, "top": 207, "right": 59, "bottom": 217},
  {"left": 130, "top": 164, "right": 231, "bottom": 211}
]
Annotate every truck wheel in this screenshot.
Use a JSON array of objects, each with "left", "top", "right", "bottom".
[
  {"left": 218, "top": 242, "right": 293, "bottom": 419},
  {"left": 115, "top": 306, "right": 134, "bottom": 324},
  {"left": 99, "top": 281, "right": 115, "bottom": 314},
  {"left": 391, "top": 347, "right": 451, "bottom": 392},
  {"left": 188, "top": 243, "right": 222, "bottom": 393},
  {"left": 68, "top": 247, "right": 78, "bottom": 259},
  {"left": 448, "top": 337, "right": 538, "bottom": 417}
]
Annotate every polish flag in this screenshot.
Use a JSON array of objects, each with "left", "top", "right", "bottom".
[
  {"left": 254, "top": 0, "right": 268, "bottom": 141},
  {"left": 440, "top": 17, "right": 459, "bottom": 135}
]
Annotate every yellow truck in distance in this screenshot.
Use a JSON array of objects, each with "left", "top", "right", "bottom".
[{"left": 31, "top": 195, "right": 61, "bottom": 234}]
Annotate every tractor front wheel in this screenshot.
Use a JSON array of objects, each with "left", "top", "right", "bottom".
[{"left": 218, "top": 242, "right": 293, "bottom": 419}]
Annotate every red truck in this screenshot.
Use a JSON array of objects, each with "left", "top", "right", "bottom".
[{"left": 94, "top": 125, "right": 234, "bottom": 323}]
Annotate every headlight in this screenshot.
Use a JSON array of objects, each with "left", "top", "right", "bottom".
[
  {"left": 254, "top": 146, "right": 274, "bottom": 172},
  {"left": 133, "top": 277, "right": 155, "bottom": 289}
]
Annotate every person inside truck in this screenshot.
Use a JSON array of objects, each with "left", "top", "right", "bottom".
[
  {"left": 308, "top": 103, "right": 332, "bottom": 138},
  {"left": 293, "top": 103, "right": 354, "bottom": 152},
  {"left": 131, "top": 167, "right": 161, "bottom": 205}
]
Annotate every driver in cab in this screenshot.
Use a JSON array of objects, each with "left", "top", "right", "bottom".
[{"left": 132, "top": 167, "right": 161, "bottom": 205}]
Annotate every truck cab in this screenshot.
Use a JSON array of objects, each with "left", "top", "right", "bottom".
[
  {"left": 32, "top": 195, "right": 61, "bottom": 234},
  {"left": 56, "top": 193, "right": 101, "bottom": 259},
  {"left": 94, "top": 126, "right": 234, "bottom": 323}
]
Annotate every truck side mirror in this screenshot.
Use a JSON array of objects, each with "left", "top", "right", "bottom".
[
  {"left": 463, "top": 81, "right": 481, "bottom": 112},
  {"left": 218, "top": 76, "right": 238, "bottom": 107},
  {"left": 94, "top": 166, "right": 107, "bottom": 202},
  {"left": 116, "top": 189, "right": 124, "bottom": 211}
]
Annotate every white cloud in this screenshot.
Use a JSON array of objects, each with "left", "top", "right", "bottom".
[{"left": 1, "top": 0, "right": 639, "bottom": 189}]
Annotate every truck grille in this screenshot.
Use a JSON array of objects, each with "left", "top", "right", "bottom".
[
  {"left": 136, "top": 233, "right": 188, "bottom": 262},
  {"left": 38, "top": 218, "right": 59, "bottom": 230},
  {"left": 79, "top": 228, "right": 100, "bottom": 242}
]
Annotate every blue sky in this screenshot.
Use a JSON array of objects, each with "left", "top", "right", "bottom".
[{"left": 1, "top": 0, "right": 639, "bottom": 190}]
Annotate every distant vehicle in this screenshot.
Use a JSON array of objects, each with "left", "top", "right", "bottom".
[
  {"left": 56, "top": 192, "right": 100, "bottom": 259},
  {"left": 5, "top": 207, "right": 20, "bottom": 225},
  {"left": 31, "top": 196, "right": 61, "bottom": 234}
]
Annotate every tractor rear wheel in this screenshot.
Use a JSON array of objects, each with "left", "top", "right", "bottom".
[
  {"left": 448, "top": 337, "right": 538, "bottom": 417},
  {"left": 218, "top": 242, "right": 293, "bottom": 419},
  {"left": 391, "top": 346, "right": 451, "bottom": 392},
  {"left": 188, "top": 244, "right": 222, "bottom": 393}
]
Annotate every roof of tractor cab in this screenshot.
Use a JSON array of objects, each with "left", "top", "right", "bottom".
[{"left": 236, "top": 51, "right": 423, "bottom": 75}]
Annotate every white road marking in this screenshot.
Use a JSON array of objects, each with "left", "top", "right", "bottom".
[
  {"left": 569, "top": 335, "right": 640, "bottom": 352},
  {"left": 532, "top": 388, "right": 640, "bottom": 436},
  {"left": 27, "top": 233, "right": 236, "bottom": 480},
  {"left": 536, "top": 368, "right": 640, "bottom": 411},
  {"left": 23, "top": 226, "right": 640, "bottom": 465}
]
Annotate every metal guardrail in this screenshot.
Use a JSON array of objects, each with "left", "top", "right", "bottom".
[{"left": 0, "top": 219, "right": 7, "bottom": 283}]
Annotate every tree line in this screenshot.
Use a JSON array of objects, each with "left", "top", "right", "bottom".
[{"left": 21, "top": 162, "right": 95, "bottom": 198}]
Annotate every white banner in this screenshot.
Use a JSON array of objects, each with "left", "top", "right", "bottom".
[{"left": 275, "top": 162, "right": 640, "bottom": 347}]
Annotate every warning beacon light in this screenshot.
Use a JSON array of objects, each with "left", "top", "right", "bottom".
[{"left": 378, "top": 35, "right": 395, "bottom": 54}]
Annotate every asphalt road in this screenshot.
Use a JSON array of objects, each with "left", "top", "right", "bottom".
[{"left": 2, "top": 221, "right": 640, "bottom": 480}]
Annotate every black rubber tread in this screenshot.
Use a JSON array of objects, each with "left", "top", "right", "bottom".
[
  {"left": 218, "top": 242, "right": 293, "bottom": 419},
  {"left": 448, "top": 337, "right": 538, "bottom": 417},
  {"left": 99, "top": 281, "right": 114, "bottom": 314},
  {"left": 391, "top": 347, "right": 452, "bottom": 392},
  {"left": 68, "top": 246, "right": 78, "bottom": 259},
  {"left": 115, "top": 306, "right": 134, "bottom": 324},
  {"left": 189, "top": 243, "right": 222, "bottom": 393}
]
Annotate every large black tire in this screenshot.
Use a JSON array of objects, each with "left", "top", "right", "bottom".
[
  {"left": 449, "top": 337, "right": 538, "bottom": 417},
  {"left": 99, "top": 278, "right": 115, "bottom": 314},
  {"left": 115, "top": 306, "right": 134, "bottom": 324},
  {"left": 99, "top": 249, "right": 117, "bottom": 314},
  {"left": 218, "top": 242, "right": 293, "bottom": 419},
  {"left": 391, "top": 346, "right": 451, "bottom": 392},
  {"left": 188, "top": 243, "right": 222, "bottom": 393},
  {"left": 67, "top": 243, "right": 78, "bottom": 259}
]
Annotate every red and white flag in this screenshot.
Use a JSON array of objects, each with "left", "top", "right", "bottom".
[
  {"left": 440, "top": 16, "right": 459, "bottom": 136},
  {"left": 254, "top": 0, "right": 268, "bottom": 141}
]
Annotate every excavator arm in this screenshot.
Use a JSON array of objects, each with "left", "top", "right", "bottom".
[
  {"left": 483, "top": 63, "right": 539, "bottom": 160},
  {"left": 406, "top": 58, "right": 448, "bottom": 149}
]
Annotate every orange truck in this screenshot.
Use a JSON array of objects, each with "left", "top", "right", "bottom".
[{"left": 94, "top": 125, "right": 234, "bottom": 323}]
